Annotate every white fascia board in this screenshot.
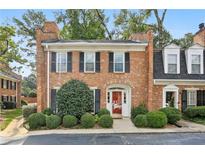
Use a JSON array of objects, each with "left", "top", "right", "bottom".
[
  {"left": 41, "top": 42, "right": 148, "bottom": 52},
  {"left": 154, "top": 79, "right": 205, "bottom": 85},
  {"left": 0, "top": 74, "right": 19, "bottom": 82}
]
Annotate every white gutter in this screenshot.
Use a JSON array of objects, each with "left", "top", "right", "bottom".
[
  {"left": 154, "top": 79, "right": 205, "bottom": 85},
  {"left": 46, "top": 44, "right": 50, "bottom": 108},
  {"left": 41, "top": 42, "right": 148, "bottom": 47}
]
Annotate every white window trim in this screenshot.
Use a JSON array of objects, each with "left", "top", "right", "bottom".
[
  {"left": 186, "top": 45, "right": 204, "bottom": 74},
  {"left": 114, "top": 52, "right": 125, "bottom": 73},
  {"left": 84, "top": 52, "right": 96, "bottom": 73},
  {"left": 187, "top": 90, "right": 197, "bottom": 106},
  {"left": 56, "top": 52, "right": 67, "bottom": 73},
  {"left": 90, "top": 87, "right": 97, "bottom": 113},
  {"left": 162, "top": 85, "right": 179, "bottom": 109},
  {"left": 164, "top": 50, "right": 180, "bottom": 74}
]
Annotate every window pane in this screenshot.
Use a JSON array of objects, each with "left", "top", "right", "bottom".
[
  {"left": 115, "top": 63, "right": 123, "bottom": 72},
  {"left": 192, "top": 55, "right": 200, "bottom": 64},
  {"left": 85, "top": 53, "right": 95, "bottom": 63},
  {"left": 115, "top": 53, "right": 123, "bottom": 63},
  {"left": 85, "top": 63, "right": 95, "bottom": 71},
  {"left": 188, "top": 91, "right": 197, "bottom": 106},
  {"left": 192, "top": 64, "right": 200, "bottom": 74},
  {"left": 168, "top": 54, "right": 177, "bottom": 64},
  {"left": 168, "top": 64, "right": 177, "bottom": 73},
  {"left": 57, "top": 52, "right": 67, "bottom": 72}
]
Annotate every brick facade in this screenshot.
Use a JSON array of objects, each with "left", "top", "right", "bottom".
[{"left": 36, "top": 22, "right": 205, "bottom": 115}]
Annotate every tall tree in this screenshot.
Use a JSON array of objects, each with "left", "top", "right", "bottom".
[
  {"left": 13, "top": 10, "right": 47, "bottom": 71},
  {"left": 0, "top": 26, "right": 27, "bottom": 71},
  {"left": 114, "top": 9, "right": 151, "bottom": 39},
  {"left": 172, "top": 33, "right": 193, "bottom": 49},
  {"left": 55, "top": 9, "right": 109, "bottom": 40},
  {"left": 144, "top": 9, "right": 171, "bottom": 48},
  {"left": 22, "top": 73, "right": 37, "bottom": 97}
]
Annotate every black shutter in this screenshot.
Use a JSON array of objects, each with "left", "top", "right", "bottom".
[
  {"left": 14, "top": 96, "right": 16, "bottom": 102},
  {"left": 6, "top": 96, "right": 9, "bottom": 102},
  {"left": 1, "top": 96, "right": 3, "bottom": 102},
  {"left": 6, "top": 80, "right": 9, "bottom": 89},
  {"left": 95, "top": 89, "right": 101, "bottom": 113},
  {"left": 125, "top": 52, "right": 130, "bottom": 73},
  {"left": 203, "top": 91, "right": 205, "bottom": 106},
  {"left": 1, "top": 79, "right": 3, "bottom": 88},
  {"left": 79, "top": 52, "right": 84, "bottom": 72},
  {"left": 109, "top": 52, "right": 113, "bottom": 72},
  {"left": 51, "top": 52, "right": 56, "bottom": 72},
  {"left": 67, "top": 52, "right": 72, "bottom": 72},
  {"left": 10, "top": 96, "right": 12, "bottom": 102},
  {"left": 197, "top": 90, "right": 202, "bottom": 106},
  {"left": 95, "top": 52, "right": 100, "bottom": 72},
  {"left": 182, "top": 90, "right": 187, "bottom": 112},
  {"left": 14, "top": 82, "right": 16, "bottom": 90},
  {"left": 10, "top": 81, "right": 12, "bottom": 89},
  {"left": 51, "top": 89, "right": 57, "bottom": 113}
]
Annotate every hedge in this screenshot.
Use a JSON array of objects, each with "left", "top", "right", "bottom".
[
  {"left": 63, "top": 115, "right": 78, "bottom": 128},
  {"left": 133, "top": 114, "right": 148, "bottom": 127},
  {"left": 131, "top": 104, "right": 148, "bottom": 120},
  {"left": 98, "top": 115, "right": 113, "bottom": 128},
  {"left": 98, "top": 108, "right": 110, "bottom": 117},
  {"left": 146, "top": 111, "right": 167, "bottom": 128},
  {"left": 22, "top": 105, "right": 37, "bottom": 118},
  {"left": 46, "top": 115, "right": 61, "bottom": 129},
  {"left": 28, "top": 113, "right": 46, "bottom": 130},
  {"left": 160, "top": 107, "right": 181, "bottom": 124},
  {"left": 80, "top": 113, "right": 95, "bottom": 128},
  {"left": 184, "top": 106, "right": 205, "bottom": 118}
]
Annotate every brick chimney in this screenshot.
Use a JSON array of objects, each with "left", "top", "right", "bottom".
[
  {"left": 129, "top": 31, "right": 154, "bottom": 111},
  {"left": 193, "top": 23, "right": 205, "bottom": 46},
  {"left": 35, "top": 21, "right": 59, "bottom": 112}
]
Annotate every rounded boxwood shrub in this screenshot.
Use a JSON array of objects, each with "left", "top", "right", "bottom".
[
  {"left": 28, "top": 113, "right": 46, "bottom": 130},
  {"left": 63, "top": 115, "right": 78, "bottom": 128},
  {"left": 46, "top": 115, "right": 61, "bottom": 129},
  {"left": 160, "top": 107, "right": 181, "bottom": 124},
  {"left": 98, "top": 115, "right": 113, "bottom": 128},
  {"left": 184, "top": 106, "right": 205, "bottom": 118},
  {"left": 133, "top": 114, "right": 148, "bottom": 127},
  {"left": 146, "top": 111, "right": 167, "bottom": 128},
  {"left": 98, "top": 108, "right": 110, "bottom": 117},
  {"left": 56, "top": 79, "right": 93, "bottom": 119},
  {"left": 42, "top": 108, "right": 53, "bottom": 116},
  {"left": 22, "top": 105, "right": 37, "bottom": 118},
  {"left": 131, "top": 104, "right": 148, "bottom": 120},
  {"left": 80, "top": 113, "right": 95, "bottom": 128}
]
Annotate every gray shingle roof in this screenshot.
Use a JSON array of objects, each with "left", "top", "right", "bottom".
[{"left": 154, "top": 50, "right": 205, "bottom": 80}]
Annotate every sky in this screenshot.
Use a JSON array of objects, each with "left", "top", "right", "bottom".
[{"left": 0, "top": 9, "right": 205, "bottom": 77}]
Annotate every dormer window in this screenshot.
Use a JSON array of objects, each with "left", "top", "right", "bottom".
[
  {"left": 191, "top": 55, "right": 201, "bottom": 74},
  {"left": 167, "top": 54, "right": 177, "bottom": 74},
  {"left": 163, "top": 44, "right": 180, "bottom": 74},
  {"left": 186, "top": 44, "right": 204, "bottom": 74}
]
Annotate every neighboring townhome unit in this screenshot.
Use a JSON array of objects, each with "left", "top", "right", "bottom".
[
  {"left": 0, "top": 68, "right": 22, "bottom": 108},
  {"left": 36, "top": 22, "right": 153, "bottom": 117}
]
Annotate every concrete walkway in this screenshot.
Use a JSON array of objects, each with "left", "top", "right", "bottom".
[{"left": 0, "top": 116, "right": 28, "bottom": 137}]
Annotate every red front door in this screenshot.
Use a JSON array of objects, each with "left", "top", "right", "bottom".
[{"left": 112, "top": 91, "right": 122, "bottom": 114}]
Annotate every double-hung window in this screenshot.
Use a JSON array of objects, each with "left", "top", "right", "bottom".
[
  {"left": 187, "top": 90, "right": 197, "bottom": 106},
  {"left": 191, "top": 55, "right": 201, "bottom": 74},
  {"left": 114, "top": 52, "right": 124, "bottom": 72},
  {"left": 3, "top": 80, "right": 7, "bottom": 89},
  {"left": 56, "top": 52, "right": 67, "bottom": 72},
  {"left": 84, "top": 52, "right": 95, "bottom": 72},
  {"left": 167, "top": 54, "right": 177, "bottom": 74}
]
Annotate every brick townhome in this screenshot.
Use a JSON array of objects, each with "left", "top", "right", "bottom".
[
  {"left": 0, "top": 67, "right": 22, "bottom": 108},
  {"left": 36, "top": 22, "right": 205, "bottom": 117}
]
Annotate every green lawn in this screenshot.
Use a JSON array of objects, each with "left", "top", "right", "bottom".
[
  {"left": 0, "top": 109, "right": 22, "bottom": 131},
  {"left": 183, "top": 115, "right": 205, "bottom": 125}
]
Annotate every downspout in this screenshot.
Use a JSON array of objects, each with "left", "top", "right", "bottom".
[{"left": 46, "top": 44, "right": 50, "bottom": 108}]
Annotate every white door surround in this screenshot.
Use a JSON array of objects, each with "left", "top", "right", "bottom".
[
  {"left": 163, "top": 85, "right": 179, "bottom": 109},
  {"left": 106, "top": 84, "right": 131, "bottom": 117}
]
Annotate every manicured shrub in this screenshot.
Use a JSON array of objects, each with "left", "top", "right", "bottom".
[
  {"left": 1, "top": 101, "right": 16, "bottom": 109},
  {"left": 98, "top": 108, "right": 110, "bottom": 117},
  {"left": 160, "top": 107, "right": 181, "bottom": 124},
  {"left": 46, "top": 115, "right": 61, "bottom": 129},
  {"left": 131, "top": 104, "right": 148, "bottom": 120},
  {"left": 133, "top": 114, "right": 148, "bottom": 127},
  {"left": 94, "top": 114, "right": 100, "bottom": 123},
  {"left": 184, "top": 106, "right": 205, "bottom": 118},
  {"left": 56, "top": 79, "right": 93, "bottom": 119},
  {"left": 28, "top": 113, "right": 46, "bottom": 130},
  {"left": 22, "top": 105, "right": 37, "bottom": 118},
  {"left": 98, "top": 115, "right": 113, "bottom": 128},
  {"left": 80, "top": 113, "right": 95, "bottom": 128},
  {"left": 146, "top": 111, "right": 167, "bottom": 128},
  {"left": 42, "top": 108, "right": 53, "bottom": 116},
  {"left": 63, "top": 115, "right": 78, "bottom": 128}
]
